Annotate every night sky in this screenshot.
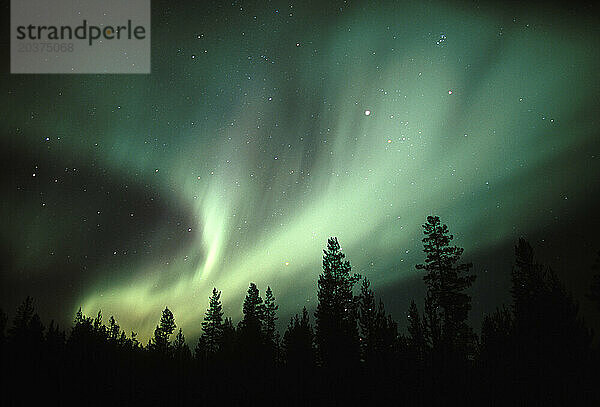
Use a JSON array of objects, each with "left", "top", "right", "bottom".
[{"left": 2, "top": 0, "right": 600, "bottom": 341}]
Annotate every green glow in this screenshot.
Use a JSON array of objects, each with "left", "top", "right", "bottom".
[{"left": 3, "top": 3, "right": 598, "bottom": 340}]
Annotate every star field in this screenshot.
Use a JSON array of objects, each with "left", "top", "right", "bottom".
[{"left": 2, "top": 0, "right": 599, "bottom": 340}]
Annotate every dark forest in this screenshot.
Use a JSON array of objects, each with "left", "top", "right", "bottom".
[{"left": 1, "top": 216, "right": 598, "bottom": 406}]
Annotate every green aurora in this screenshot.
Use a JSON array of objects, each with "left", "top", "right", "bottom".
[{"left": 2, "top": 1, "right": 599, "bottom": 341}]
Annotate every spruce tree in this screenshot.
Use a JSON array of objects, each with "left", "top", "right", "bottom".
[
  {"left": 93, "top": 310, "right": 103, "bottom": 332},
  {"left": 238, "top": 283, "right": 266, "bottom": 368},
  {"left": 200, "top": 287, "right": 224, "bottom": 356},
  {"left": 511, "top": 238, "right": 544, "bottom": 318},
  {"left": 8, "top": 296, "right": 45, "bottom": 351},
  {"left": 8, "top": 296, "right": 35, "bottom": 342},
  {"left": 283, "top": 307, "right": 315, "bottom": 370},
  {"left": 374, "top": 299, "right": 398, "bottom": 366},
  {"left": 314, "top": 237, "right": 361, "bottom": 367},
  {"left": 358, "top": 277, "right": 379, "bottom": 363},
  {"left": 173, "top": 328, "right": 191, "bottom": 361},
  {"left": 149, "top": 306, "right": 176, "bottom": 354},
  {"left": 45, "top": 320, "right": 65, "bottom": 354},
  {"left": 357, "top": 278, "right": 398, "bottom": 365},
  {"left": 108, "top": 315, "right": 121, "bottom": 343},
  {"left": 263, "top": 286, "right": 279, "bottom": 363},
  {"left": 511, "top": 239, "right": 591, "bottom": 374},
  {"left": 27, "top": 313, "right": 45, "bottom": 349},
  {"left": 220, "top": 317, "right": 237, "bottom": 364},
  {"left": 407, "top": 299, "right": 426, "bottom": 361},
  {"left": 239, "top": 283, "right": 264, "bottom": 339},
  {"left": 423, "top": 291, "right": 441, "bottom": 350},
  {"left": 68, "top": 307, "right": 94, "bottom": 354},
  {"left": 358, "top": 280, "right": 375, "bottom": 336},
  {"left": 480, "top": 306, "right": 513, "bottom": 366},
  {"left": 416, "top": 216, "right": 476, "bottom": 357}
]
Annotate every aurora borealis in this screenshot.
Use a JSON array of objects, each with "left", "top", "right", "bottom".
[{"left": 2, "top": 0, "right": 599, "bottom": 341}]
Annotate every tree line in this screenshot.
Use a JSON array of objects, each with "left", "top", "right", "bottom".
[{"left": 1, "top": 215, "right": 599, "bottom": 406}]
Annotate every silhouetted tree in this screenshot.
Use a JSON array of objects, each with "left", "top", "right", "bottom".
[
  {"left": 512, "top": 239, "right": 590, "bottom": 348},
  {"left": 173, "top": 328, "right": 191, "bottom": 361},
  {"left": 46, "top": 320, "right": 65, "bottom": 353},
  {"left": 476, "top": 305, "right": 517, "bottom": 405},
  {"left": 93, "top": 310, "right": 103, "bottom": 332},
  {"left": 237, "top": 283, "right": 266, "bottom": 370},
  {"left": 358, "top": 278, "right": 397, "bottom": 366},
  {"left": 511, "top": 238, "right": 545, "bottom": 318},
  {"left": 108, "top": 315, "right": 121, "bottom": 344},
  {"left": 8, "top": 296, "right": 35, "bottom": 342},
  {"left": 314, "top": 237, "right": 361, "bottom": 368},
  {"left": 8, "top": 296, "right": 45, "bottom": 351},
  {"left": 283, "top": 307, "right": 315, "bottom": 371},
  {"left": 149, "top": 307, "right": 176, "bottom": 355},
  {"left": 358, "top": 278, "right": 377, "bottom": 362},
  {"left": 263, "top": 286, "right": 279, "bottom": 364},
  {"left": 28, "top": 314, "right": 45, "bottom": 345},
  {"left": 3, "top": 223, "right": 600, "bottom": 407},
  {"left": 423, "top": 291, "right": 441, "bottom": 351},
  {"left": 407, "top": 299, "right": 426, "bottom": 362},
  {"left": 68, "top": 307, "right": 94, "bottom": 350},
  {"left": 239, "top": 283, "right": 264, "bottom": 343},
  {"left": 416, "top": 216, "right": 476, "bottom": 358},
  {"left": 220, "top": 316, "right": 237, "bottom": 364},
  {"left": 199, "top": 287, "right": 224, "bottom": 358},
  {"left": 480, "top": 306, "right": 513, "bottom": 365},
  {"left": 375, "top": 300, "right": 399, "bottom": 366},
  {"left": 510, "top": 238, "right": 591, "bottom": 400},
  {"left": 129, "top": 330, "right": 141, "bottom": 350}
]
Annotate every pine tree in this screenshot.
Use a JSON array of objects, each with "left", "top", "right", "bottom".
[
  {"left": 149, "top": 306, "right": 176, "bottom": 355},
  {"left": 8, "top": 296, "right": 35, "bottom": 342},
  {"left": 93, "top": 310, "right": 103, "bottom": 331},
  {"left": 237, "top": 283, "right": 266, "bottom": 369},
  {"left": 511, "top": 238, "right": 545, "bottom": 317},
  {"left": 511, "top": 239, "right": 591, "bottom": 370},
  {"left": 423, "top": 291, "right": 441, "bottom": 350},
  {"left": 46, "top": 320, "right": 65, "bottom": 355},
  {"left": 239, "top": 282, "right": 264, "bottom": 340},
  {"left": 407, "top": 299, "right": 426, "bottom": 361},
  {"left": 283, "top": 307, "right": 315, "bottom": 370},
  {"left": 91, "top": 310, "right": 108, "bottom": 346},
  {"left": 358, "top": 278, "right": 375, "bottom": 351},
  {"left": 130, "top": 330, "right": 141, "bottom": 350},
  {"left": 27, "top": 313, "right": 45, "bottom": 347},
  {"left": 173, "top": 328, "right": 191, "bottom": 361},
  {"left": 263, "top": 286, "right": 279, "bottom": 363},
  {"left": 357, "top": 278, "right": 398, "bottom": 365},
  {"left": 108, "top": 315, "right": 121, "bottom": 343},
  {"left": 416, "top": 216, "right": 476, "bottom": 357},
  {"left": 314, "top": 237, "right": 361, "bottom": 367},
  {"left": 220, "top": 317, "right": 237, "bottom": 364},
  {"left": 74, "top": 307, "right": 84, "bottom": 325},
  {"left": 480, "top": 306, "right": 513, "bottom": 366},
  {"left": 68, "top": 307, "right": 94, "bottom": 352},
  {"left": 195, "top": 336, "right": 207, "bottom": 362},
  {"left": 375, "top": 299, "right": 398, "bottom": 366},
  {"left": 8, "top": 296, "right": 45, "bottom": 350},
  {"left": 200, "top": 287, "right": 224, "bottom": 357}
]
